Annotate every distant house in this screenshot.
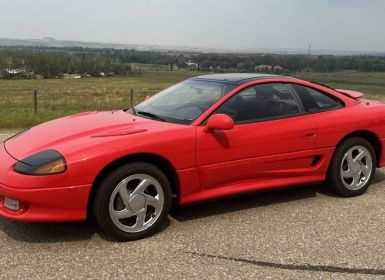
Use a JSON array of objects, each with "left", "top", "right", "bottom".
[
  {"left": 4, "top": 67, "right": 33, "bottom": 78},
  {"left": 186, "top": 60, "right": 198, "bottom": 70},
  {"left": 62, "top": 73, "right": 82, "bottom": 79},
  {"left": 169, "top": 62, "right": 198, "bottom": 71},
  {"left": 255, "top": 65, "right": 273, "bottom": 71},
  {"left": 5, "top": 68, "right": 24, "bottom": 75},
  {"left": 255, "top": 65, "right": 284, "bottom": 72},
  {"left": 273, "top": 65, "right": 284, "bottom": 71},
  {"left": 5, "top": 67, "right": 28, "bottom": 75},
  {"left": 34, "top": 74, "right": 44, "bottom": 80}
]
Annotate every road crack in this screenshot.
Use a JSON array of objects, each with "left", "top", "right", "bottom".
[{"left": 185, "top": 251, "right": 385, "bottom": 276}]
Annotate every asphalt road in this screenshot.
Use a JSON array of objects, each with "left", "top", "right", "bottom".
[{"left": 1, "top": 133, "right": 385, "bottom": 279}]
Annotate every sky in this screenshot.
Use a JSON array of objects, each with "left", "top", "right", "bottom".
[{"left": 1, "top": 0, "right": 385, "bottom": 52}]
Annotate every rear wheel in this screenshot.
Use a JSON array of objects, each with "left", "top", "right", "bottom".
[
  {"left": 327, "top": 137, "right": 376, "bottom": 197},
  {"left": 93, "top": 162, "right": 172, "bottom": 241}
]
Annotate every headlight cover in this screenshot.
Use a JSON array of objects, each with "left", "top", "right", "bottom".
[{"left": 14, "top": 150, "right": 67, "bottom": 176}]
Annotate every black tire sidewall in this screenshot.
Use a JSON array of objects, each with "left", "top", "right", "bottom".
[
  {"left": 92, "top": 162, "right": 172, "bottom": 241},
  {"left": 327, "top": 137, "right": 376, "bottom": 197}
]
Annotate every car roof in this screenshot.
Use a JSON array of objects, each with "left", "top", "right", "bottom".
[{"left": 191, "top": 73, "right": 289, "bottom": 85}]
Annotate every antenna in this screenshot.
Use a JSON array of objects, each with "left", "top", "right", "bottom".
[{"left": 308, "top": 44, "right": 312, "bottom": 56}]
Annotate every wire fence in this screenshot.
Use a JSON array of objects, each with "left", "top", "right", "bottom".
[
  {"left": 0, "top": 88, "right": 158, "bottom": 128},
  {"left": 22, "top": 89, "right": 155, "bottom": 113}
]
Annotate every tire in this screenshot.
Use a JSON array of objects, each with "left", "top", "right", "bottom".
[
  {"left": 92, "top": 162, "right": 172, "bottom": 241},
  {"left": 326, "top": 137, "right": 376, "bottom": 197}
]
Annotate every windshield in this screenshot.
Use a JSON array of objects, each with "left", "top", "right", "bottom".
[{"left": 133, "top": 80, "right": 236, "bottom": 124}]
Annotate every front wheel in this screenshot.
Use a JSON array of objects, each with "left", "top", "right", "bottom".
[
  {"left": 93, "top": 162, "right": 172, "bottom": 241},
  {"left": 327, "top": 137, "right": 376, "bottom": 197}
]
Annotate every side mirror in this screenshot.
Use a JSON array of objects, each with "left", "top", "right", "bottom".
[{"left": 204, "top": 114, "right": 234, "bottom": 133}]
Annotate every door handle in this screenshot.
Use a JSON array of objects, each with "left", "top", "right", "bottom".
[{"left": 303, "top": 130, "right": 317, "bottom": 139}]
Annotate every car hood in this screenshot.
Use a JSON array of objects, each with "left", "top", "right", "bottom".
[{"left": 4, "top": 110, "right": 175, "bottom": 160}]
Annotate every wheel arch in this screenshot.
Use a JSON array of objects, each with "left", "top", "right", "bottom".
[
  {"left": 337, "top": 130, "right": 381, "bottom": 166},
  {"left": 87, "top": 153, "right": 180, "bottom": 219}
]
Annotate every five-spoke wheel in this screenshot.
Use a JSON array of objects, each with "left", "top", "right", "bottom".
[
  {"left": 340, "top": 145, "right": 373, "bottom": 191},
  {"left": 327, "top": 137, "right": 376, "bottom": 196},
  {"left": 93, "top": 162, "right": 172, "bottom": 241},
  {"left": 109, "top": 174, "right": 164, "bottom": 233}
]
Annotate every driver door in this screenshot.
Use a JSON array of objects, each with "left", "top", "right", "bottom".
[{"left": 195, "top": 83, "right": 319, "bottom": 189}]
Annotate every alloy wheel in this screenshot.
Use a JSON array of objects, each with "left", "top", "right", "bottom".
[
  {"left": 109, "top": 174, "right": 164, "bottom": 233},
  {"left": 340, "top": 145, "right": 373, "bottom": 191}
]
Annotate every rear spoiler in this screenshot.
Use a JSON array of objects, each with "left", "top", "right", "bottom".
[{"left": 336, "top": 89, "right": 364, "bottom": 100}]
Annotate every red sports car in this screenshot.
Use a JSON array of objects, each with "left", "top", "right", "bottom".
[{"left": 1, "top": 73, "right": 385, "bottom": 240}]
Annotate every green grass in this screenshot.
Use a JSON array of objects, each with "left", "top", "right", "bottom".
[{"left": 1, "top": 70, "right": 385, "bottom": 129}]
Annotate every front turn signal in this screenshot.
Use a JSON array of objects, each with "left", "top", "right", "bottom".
[{"left": 14, "top": 150, "right": 67, "bottom": 176}]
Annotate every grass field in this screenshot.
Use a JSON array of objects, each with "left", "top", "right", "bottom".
[
  {"left": 0, "top": 71, "right": 204, "bottom": 129},
  {"left": 1, "top": 70, "right": 385, "bottom": 129},
  {"left": 296, "top": 72, "right": 385, "bottom": 101}
]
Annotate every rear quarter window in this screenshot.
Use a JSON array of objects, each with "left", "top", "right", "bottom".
[{"left": 291, "top": 84, "right": 343, "bottom": 112}]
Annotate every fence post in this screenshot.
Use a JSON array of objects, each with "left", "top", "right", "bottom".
[
  {"left": 33, "top": 90, "right": 38, "bottom": 114},
  {"left": 130, "top": 88, "right": 134, "bottom": 109}
]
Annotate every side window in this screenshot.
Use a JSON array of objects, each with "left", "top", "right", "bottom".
[
  {"left": 215, "top": 83, "right": 301, "bottom": 124},
  {"left": 291, "top": 84, "right": 343, "bottom": 112}
]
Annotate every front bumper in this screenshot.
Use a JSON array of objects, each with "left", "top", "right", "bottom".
[
  {"left": 0, "top": 142, "right": 91, "bottom": 222},
  {"left": 0, "top": 182, "right": 91, "bottom": 222}
]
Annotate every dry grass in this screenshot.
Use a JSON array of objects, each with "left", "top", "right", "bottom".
[
  {"left": 0, "top": 71, "right": 204, "bottom": 129},
  {"left": 295, "top": 72, "right": 385, "bottom": 101}
]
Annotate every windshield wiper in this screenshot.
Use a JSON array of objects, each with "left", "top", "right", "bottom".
[
  {"left": 124, "top": 106, "right": 137, "bottom": 115},
  {"left": 136, "top": 111, "right": 166, "bottom": 122}
]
